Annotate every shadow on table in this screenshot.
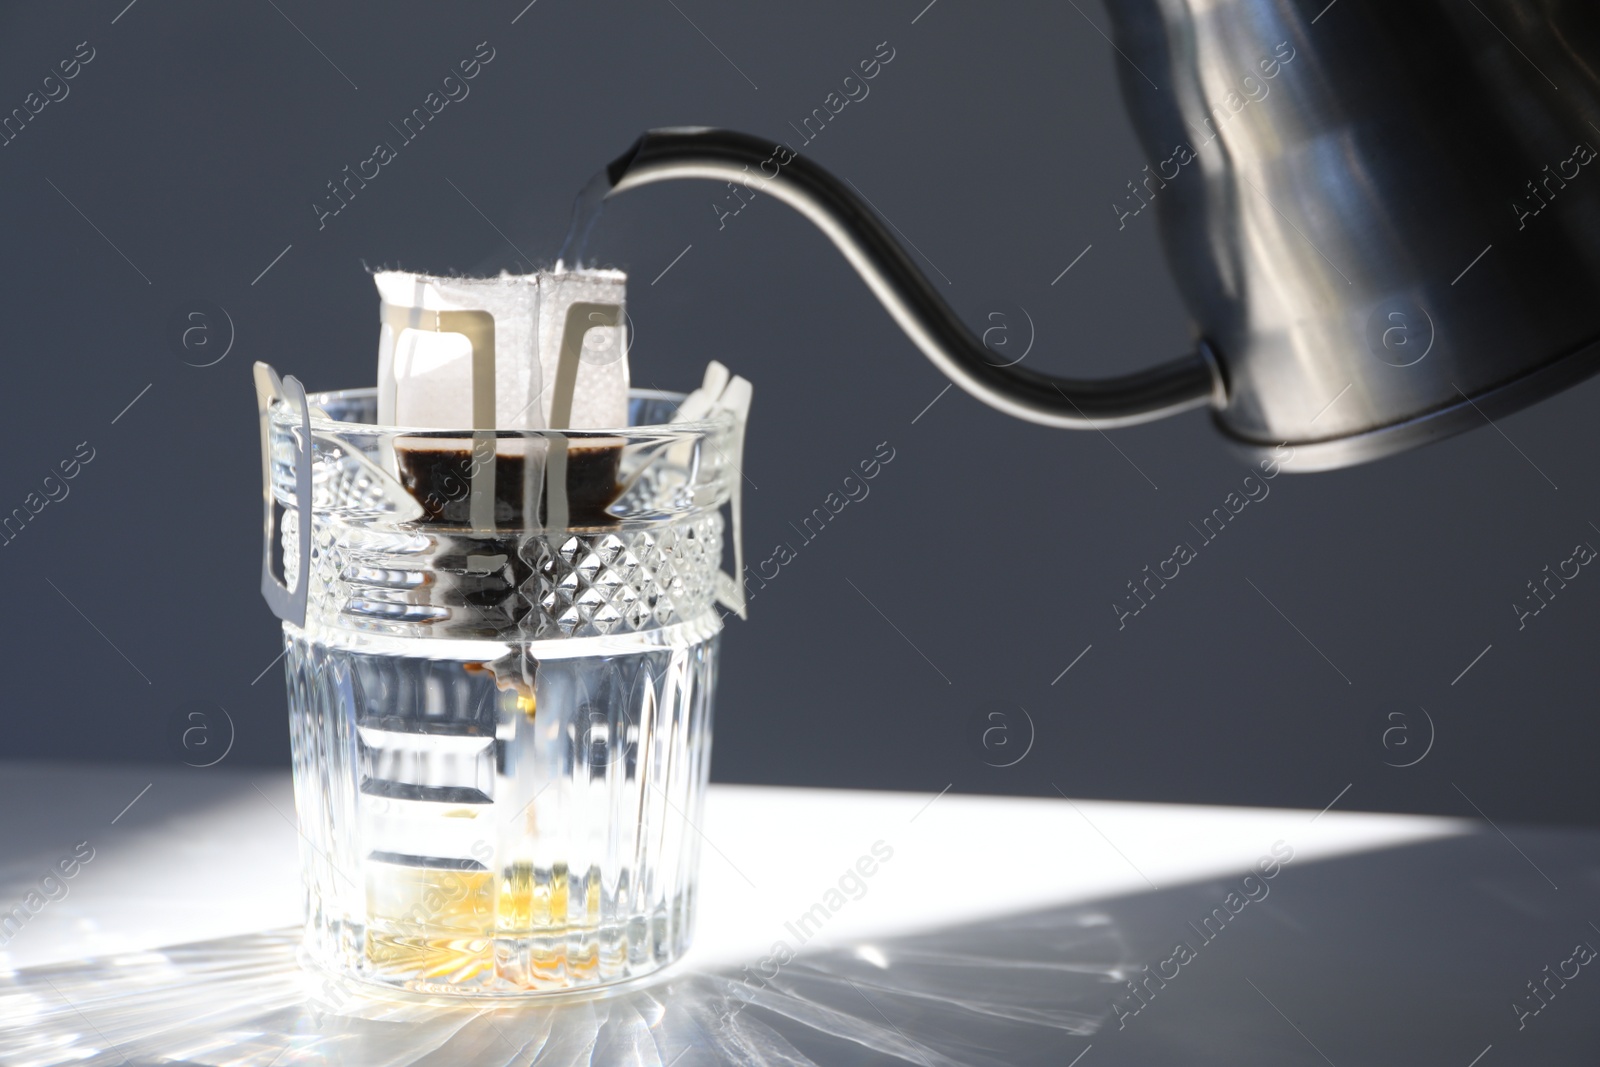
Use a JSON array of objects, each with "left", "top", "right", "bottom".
[{"left": 3, "top": 825, "right": 1599, "bottom": 1066}]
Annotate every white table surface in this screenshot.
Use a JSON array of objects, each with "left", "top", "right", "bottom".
[
  {"left": 8, "top": 762, "right": 1600, "bottom": 1065},
  {"left": 0, "top": 760, "right": 1467, "bottom": 974}
]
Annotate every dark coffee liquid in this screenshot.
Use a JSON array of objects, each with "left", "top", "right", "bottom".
[
  {"left": 388, "top": 440, "right": 625, "bottom": 633},
  {"left": 395, "top": 439, "right": 623, "bottom": 529}
]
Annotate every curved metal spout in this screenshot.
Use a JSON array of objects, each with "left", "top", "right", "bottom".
[{"left": 605, "top": 128, "right": 1222, "bottom": 430}]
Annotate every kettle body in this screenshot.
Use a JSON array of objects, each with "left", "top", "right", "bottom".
[
  {"left": 604, "top": 1, "right": 1600, "bottom": 470},
  {"left": 1106, "top": 0, "right": 1600, "bottom": 467}
]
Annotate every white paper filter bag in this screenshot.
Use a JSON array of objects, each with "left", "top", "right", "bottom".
[{"left": 374, "top": 268, "right": 628, "bottom": 431}]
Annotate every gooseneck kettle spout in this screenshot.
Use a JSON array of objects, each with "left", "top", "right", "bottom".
[
  {"left": 604, "top": 127, "right": 1224, "bottom": 431},
  {"left": 604, "top": 3, "right": 1600, "bottom": 472}
]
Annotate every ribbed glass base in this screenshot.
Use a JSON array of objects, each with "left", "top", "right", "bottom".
[{"left": 283, "top": 617, "right": 718, "bottom": 995}]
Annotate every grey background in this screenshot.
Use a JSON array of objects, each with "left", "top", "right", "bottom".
[{"left": 1, "top": 0, "right": 1596, "bottom": 825}]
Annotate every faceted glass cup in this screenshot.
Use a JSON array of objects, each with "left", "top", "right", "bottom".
[{"left": 261, "top": 384, "right": 741, "bottom": 995}]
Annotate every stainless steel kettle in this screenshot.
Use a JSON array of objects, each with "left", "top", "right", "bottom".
[{"left": 602, "top": 0, "right": 1600, "bottom": 471}]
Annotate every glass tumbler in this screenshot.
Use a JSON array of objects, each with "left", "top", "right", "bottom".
[{"left": 254, "top": 366, "right": 745, "bottom": 995}]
